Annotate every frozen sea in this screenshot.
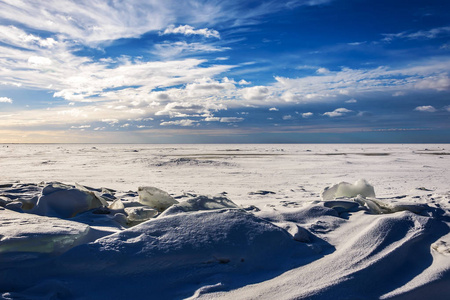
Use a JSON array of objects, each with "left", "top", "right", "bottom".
[{"left": 0, "top": 144, "right": 449, "bottom": 299}]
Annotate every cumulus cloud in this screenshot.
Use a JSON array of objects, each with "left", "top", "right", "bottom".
[
  {"left": 282, "top": 115, "right": 293, "bottom": 120},
  {"left": 160, "top": 119, "right": 198, "bottom": 127},
  {"left": 415, "top": 76, "right": 450, "bottom": 91},
  {"left": 345, "top": 98, "right": 357, "bottom": 103},
  {"left": 162, "top": 25, "right": 220, "bottom": 38},
  {"left": 414, "top": 106, "right": 437, "bottom": 113},
  {"left": 0, "top": 97, "right": 13, "bottom": 103},
  {"left": 316, "top": 67, "right": 330, "bottom": 74},
  {"left": 242, "top": 86, "right": 270, "bottom": 100},
  {"left": 238, "top": 79, "right": 251, "bottom": 85},
  {"left": 156, "top": 101, "right": 226, "bottom": 118},
  {"left": 0, "top": 0, "right": 449, "bottom": 136},
  {"left": 302, "top": 112, "right": 313, "bottom": 118},
  {"left": 323, "top": 108, "right": 353, "bottom": 117},
  {"left": 202, "top": 115, "right": 244, "bottom": 123},
  {"left": 269, "top": 107, "right": 279, "bottom": 111},
  {"left": 186, "top": 77, "right": 236, "bottom": 92}
]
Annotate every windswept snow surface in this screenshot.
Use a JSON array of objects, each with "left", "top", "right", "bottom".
[{"left": 0, "top": 144, "right": 449, "bottom": 299}]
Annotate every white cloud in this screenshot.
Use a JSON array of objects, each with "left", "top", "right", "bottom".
[
  {"left": 242, "top": 86, "right": 269, "bottom": 100},
  {"left": 273, "top": 59, "right": 450, "bottom": 104},
  {"left": 415, "top": 76, "right": 450, "bottom": 91},
  {"left": 160, "top": 119, "right": 198, "bottom": 127},
  {"left": 204, "top": 116, "right": 221, "bottom": 122},
  {"left": 444, "top": 106, "right": 450, "bottom": 112},
  {"left": 269, "top": 107, "right": 279, "bottom": 111},
  {"left": 0, "top": 1, "right": 449, "bottom": 134},
  {"left": 282, "top": 115, "right": 293, "bottom": 120},
  {"left": 383, "top": 26, "right": 450, "bottom": 41},
  {"left": 348, "top": 41, "right": 366, "bottom": 46},
  {"left": 414, "top": 106, "right": 437, "bottom": 113},
  {"left": 316, "top": 67, "right": 330, "bottom": 74},
  {"left": 323, "top": 108, "right": 353, "bottom": 117},
  {"left": 102, "top": 119, "right": 119, "bottom": 124},
  {"left": 28, "top": 56, "right": 52, "bottom": 67},
  {"left": 70, "top": 125, "right": 91, "bottom": 129},
  {"left": 152, "top": 41, "right": 230, "bottom": 58},
  {"left": 345, "top": 99, "right": 357, "bottom": 103},
  {"left": 0, "top": 0, "right": 333, "bottom": 49},
  {"left": 0, "top": 26, "right": 59, "bottom": 50},
  {"left": 156, "top": 101, "right": 226, "bottom": 118},
  {"left": 0, "top": 97, "right": 13, "bottom": 103},
  {"left": 185, "top": 77, "right": 236, "bottom": 92},
  {"left": 162, "top": 25, "right": 220, "bottom": 38},
  {"left": 302, "top": 112, "right": 313, "bottom": 118},
  {"left": 393, "top": 91, "right": 405, "bottom": 97},
  {"left": 0, "top": 1, "right": 171, "bottom": 47},
  {"left": 220, "top": 117, "right": 244, "bottom": 123},
  {"left": 238, "top": 79, "right": 251, "bottom": 85}
]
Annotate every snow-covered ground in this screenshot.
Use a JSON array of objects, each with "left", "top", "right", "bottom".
[{"left": 0, "top": 144, "right": 449, "bottom": 299}]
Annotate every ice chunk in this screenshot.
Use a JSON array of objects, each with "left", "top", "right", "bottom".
[
  {"left": 42, "top": 182, "right": 73, "bottom": 195},
  {"left": 322, "top": 179, "right": 375, "bottom": 200},
  {"left": 0, "top": 196, "right": 11, "bottom": 207},
  {"left": 323, "top": 200, "right": 360, "bottom": 213},
  {"left": 0, "top": 209, "right": 90, "bottom": 254},
  {"left": 354, "top": 195, "right": 431, "bottom": 215},
  {"left": 108, "top": 199, "right": 124, "bottom": 210},
  {"left": 125, "top": 207, "right": 158, "bottom": 222},
  {"left": 5, "top": 201, "right": 23, "bottom": 212},
  {"left": 31, "top": 183, "right": 105, "bottom": 218},
  {"left": 160, "top": 195, "right": 239, "bottom": 217},
  {"left": 137, "top": 186, "right": 178, "bottom": 212},
  {"left": 75, "top": 183, "right": 109, "bottom": 206}
]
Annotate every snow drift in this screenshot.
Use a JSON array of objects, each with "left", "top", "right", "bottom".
[{"left": 1, "top": 174, "right": 449, "bottom": 300}]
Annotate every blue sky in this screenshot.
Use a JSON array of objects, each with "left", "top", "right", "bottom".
[{"left": 0, "top": 0, "right": 449, "bottom": 143}]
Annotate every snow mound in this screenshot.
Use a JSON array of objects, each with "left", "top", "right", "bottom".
[
  {"left": 160, "top": 195, "right": 239, "bottom": 217},
  {"left": 31, "top": 183, "right": 106, "bottom": 218},
  {"left": 0, "top": 210, "right": 89, "bottom": 255},
  {"left": 322, "top": 179, "right": 375, "bottom": 200},
  {"left": 276, "top": 222, "right": 311, "bottom": 242},
  {"left": 137, "top": 186, "right": 178, "bottom": 212},
  {"left": 62, "top": 209, "right": 310, "bottom": 274}
]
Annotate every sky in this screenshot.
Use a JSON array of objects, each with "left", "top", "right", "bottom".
[{"left": 0, "top": 0, "right": 449, "bottom": 143}]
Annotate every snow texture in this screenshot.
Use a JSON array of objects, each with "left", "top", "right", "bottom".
[{"left": 0, "top": 144, "right": 449, "bottom": 300}]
